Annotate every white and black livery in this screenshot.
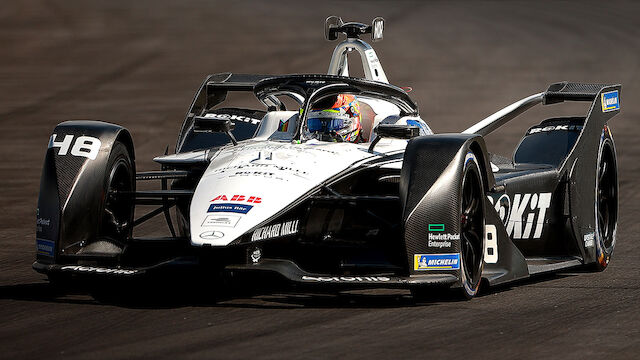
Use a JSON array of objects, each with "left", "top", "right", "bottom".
[{"left": 34, "top": 17, "right": 620, "bottom": 299}]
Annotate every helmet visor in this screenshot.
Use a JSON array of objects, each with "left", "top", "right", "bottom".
[{"left": 307, "top": 117, "right": 344, "bottom": 133}]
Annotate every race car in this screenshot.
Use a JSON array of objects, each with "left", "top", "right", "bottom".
[{"left": 33, "top": 17, "right": 620, "bottom": 299}]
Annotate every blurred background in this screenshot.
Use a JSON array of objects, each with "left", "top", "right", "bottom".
[{"left": 1, "top": 1, "right": 638, "bottom": 358}]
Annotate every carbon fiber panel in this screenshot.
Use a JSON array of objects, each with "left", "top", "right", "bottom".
[
  {"left": 54, "top": 148, "right": 87, "bottom": 204},
  {"left": 544, "top": 82, "right": 615, "bottom": 104}
]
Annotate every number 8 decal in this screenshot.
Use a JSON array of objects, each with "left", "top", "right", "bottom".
[{"left": 484, "top": 224, "right": 498, "bottom": 264}]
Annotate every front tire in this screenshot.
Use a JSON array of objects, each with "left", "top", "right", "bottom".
[
  {"left": 77, "top": 141, "right": 135, "bottom": 255},
  {"left": 458, "top": 152, "right": 485, "bottom": 299},
  {"left": 411, "top": 152, "right": 485, "bottom": 301}
]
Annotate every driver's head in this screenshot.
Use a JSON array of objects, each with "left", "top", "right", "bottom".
[{"left": 306, "top": 94, "right": 362, "bottom": 143}]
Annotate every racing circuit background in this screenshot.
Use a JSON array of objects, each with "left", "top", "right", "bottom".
[{"left": 1, "top": 1, "right": 639, "bottom": 358}]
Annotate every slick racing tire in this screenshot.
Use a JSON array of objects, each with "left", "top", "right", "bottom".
[
  {"left": 458, "top": 152, "right": 485, "bottom": 299},
  {"left": 411, "top": 152, "right": 485, "bottom": 301},
  {"left": 592, "top": 129, "right": 617, "bottom": 271},
  {"left": 79, "top": 141, "right": 135, "bottom": 255}
]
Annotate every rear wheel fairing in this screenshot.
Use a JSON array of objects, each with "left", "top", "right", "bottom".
[{"left": 189, "top": 139, "right": 408, "bottom": 246}]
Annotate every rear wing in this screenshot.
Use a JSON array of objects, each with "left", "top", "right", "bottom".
[
  {"left": 462, "top": 81, "right": 621, "bottom": 136},
  {"left": 176, "top": 73, "right": 273, "bottom": 152},
  {"left": 464, "top": 82, "right": 621, "bottom": 265}
]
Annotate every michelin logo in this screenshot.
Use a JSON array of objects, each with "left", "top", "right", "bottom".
[
  {"left": 601, "top": 90, "right": 619, "bottom": 112},
  {"left": 414, "top": 253, "right": 461, "bottom": 271}
]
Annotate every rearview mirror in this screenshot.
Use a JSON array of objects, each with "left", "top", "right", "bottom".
[
  {"left": 193, "top": 116, "right": 238, "bottom": 145},
  {"left": 368, "top": 124, "right": 420, "bottom": 152},
  {"left": 371, "top": 17, "right": 384, "bottom": 42},
  {"left": 374, "top": 124, "right": 419, "bottom": 139},
  {"left": 194, "top": 116, "right": 234, "bottom": 133}
]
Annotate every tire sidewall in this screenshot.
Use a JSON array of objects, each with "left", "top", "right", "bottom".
[
  {"left": 459, "top": 152, "right": 485, "bottom": 298},
  {"left": 594, "top": 130, "right": 617, "bottom": 270},
  {"left": 97, "top": 141, "right": 135, "bottom": 241}
]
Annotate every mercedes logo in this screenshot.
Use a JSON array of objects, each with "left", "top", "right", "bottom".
[{"left": 199, "top": 231, "right": 225, "bottom": 239}]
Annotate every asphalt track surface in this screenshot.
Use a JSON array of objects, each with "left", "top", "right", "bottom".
[{"left": 1, "top": 1, "right": 639, "bottom": 359}]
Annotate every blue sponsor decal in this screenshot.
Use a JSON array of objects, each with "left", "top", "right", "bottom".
[
  {"left": 36, "top": 239, "right": 55, "bottom": 257},
  {"left": 414, "top": 253, "right": 460, "bottom": 271},
  {"left": 208, "top": 203, "right": 253, "bottom": 214},
  {"left": 601, "top": 90, "right": 619, "bottom": 112}
]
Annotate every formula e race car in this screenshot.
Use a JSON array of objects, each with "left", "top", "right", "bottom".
[{"left": 33, "top": 17, "right": 620, "bottom": 299}]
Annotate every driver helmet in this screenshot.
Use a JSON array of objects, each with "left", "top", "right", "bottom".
[{"left": 306, "top": 94, "right": 362, "bottom": 143}]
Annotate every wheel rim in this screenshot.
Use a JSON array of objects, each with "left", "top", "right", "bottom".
[
  {"left": 102, "top": 158, "right": 133, "bottom": 240},
  {"left": 460, "top": 165, "right": 483, "bottom": 284},
  {"left": 597, "top": 144, "right": 617, "bottom": 251}
]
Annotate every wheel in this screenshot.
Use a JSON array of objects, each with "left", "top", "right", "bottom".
[
  {"left": 78, "top": 141, "right": 135, "bottom": 255},
  {"left": 593, "top": 132, "right": 617, "bottom": 271},
  {"left": 458, "top": 152, "right": 485, "bottom": 299},
  {"left": 411, "top": 152, "right": 485, "bottom": 302}
]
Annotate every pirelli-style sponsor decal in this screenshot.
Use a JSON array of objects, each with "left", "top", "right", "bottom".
[{"left": 414, "top": 253, "right": 461, "bottom": 271}]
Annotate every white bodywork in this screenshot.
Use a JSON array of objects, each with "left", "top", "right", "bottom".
[{"left": 187, "top": 114, "right": 431, "bottom": 246}]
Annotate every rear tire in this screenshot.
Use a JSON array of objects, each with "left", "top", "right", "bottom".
[{"left": 592, "top": 131, "right": 617, "bottom": 271}]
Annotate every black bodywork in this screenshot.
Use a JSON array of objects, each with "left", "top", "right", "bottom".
[{"left": 33, "top": 77, "right": 620, "bottom": 293}]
